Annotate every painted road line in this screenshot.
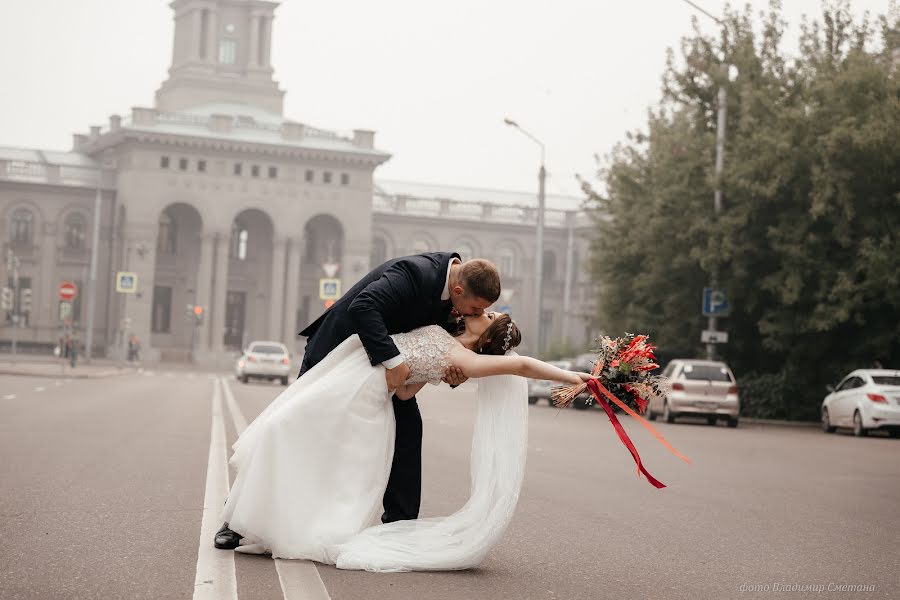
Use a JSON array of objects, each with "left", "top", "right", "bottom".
[
  {"left": 193, "top": 378, "right": 237, "bottom": 600},
  {"left": 2, "top": 394, "right": 15, "bottom": 400},
  {"left": 34, "top": 386, "right": 45, "bottom": 392},
  {"left": 219, "top": 377, "right": 331, "bottom": 600}
]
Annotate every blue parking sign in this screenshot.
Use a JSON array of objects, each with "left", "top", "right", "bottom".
[{"left": 702, "top": 288, "right": 729, "bottom": 316}]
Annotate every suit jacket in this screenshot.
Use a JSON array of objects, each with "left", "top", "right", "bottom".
[{"left": 299, "top": 251, "right": 461, "bottom": 368}]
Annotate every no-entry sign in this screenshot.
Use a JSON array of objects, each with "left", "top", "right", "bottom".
[{"left": 58, "top": 281, "right": 77, "bottom": 301}]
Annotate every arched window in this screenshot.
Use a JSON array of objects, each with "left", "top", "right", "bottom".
[
  {"left": 11, "top": 209, "right": 34, "bottom": 246},
  {"left": 496, "top": 246, "right": 516, "bottom": 278},
  {"left": 230, "top": 221, "right": 249, "bottom": 261},
  {"left": 410, "top": 238, "right": 431, "bottom": 255},
  {"left": 542, "top": 250, "right": 556, "bottom": 282},
  {"left": 456, "top": 241, "right": 475, "bottom": 262},
  {"left": 157, "top": 213, "right": 176, "bottom": 255},
  {"left": 370, "top": 236, "right": 387, "bottom": 267},
  {"left": 64, "top": 213, "right": 87, "bottom": 251}
]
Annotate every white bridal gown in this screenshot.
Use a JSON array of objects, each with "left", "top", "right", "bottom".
[{"left": 221, "top": 325, "right": 529, "bottom": 572}]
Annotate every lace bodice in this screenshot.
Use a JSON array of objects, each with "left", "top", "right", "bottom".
[{"left": 391, "top": 325, "right": 458, "bottom": 385}]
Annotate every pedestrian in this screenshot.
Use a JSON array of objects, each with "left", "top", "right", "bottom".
[{"left": 69, "top": 336, "right": 78, "bottom": 368}]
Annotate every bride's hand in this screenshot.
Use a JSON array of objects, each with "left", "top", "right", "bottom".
[{"left": 572, "top": 371, "right": 593, "bottom": 384}]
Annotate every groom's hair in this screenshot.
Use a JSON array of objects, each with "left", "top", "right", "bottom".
[{"left": 459, "top": 259, "right": 501, "bottom": 302}]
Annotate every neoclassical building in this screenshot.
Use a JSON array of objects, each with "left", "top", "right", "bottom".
[{"left": 0, "top": 0, "right": 597, "bottom": 364}]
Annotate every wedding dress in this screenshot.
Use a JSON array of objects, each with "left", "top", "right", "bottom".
[{"left": 221, "top": 325, "right": 528, "bottom": 572}]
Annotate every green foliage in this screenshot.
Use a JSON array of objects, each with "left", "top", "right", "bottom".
[{"left": 583, "top": 1, "right": 900, "bottom": 420}]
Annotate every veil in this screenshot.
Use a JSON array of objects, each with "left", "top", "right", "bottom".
[{"left": 330, "top": 357, "right": 529, "bottom": 572}]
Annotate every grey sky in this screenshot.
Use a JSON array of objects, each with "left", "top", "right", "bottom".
[{"left": 0, "top": 0, "right": 887, "bottom": 197}]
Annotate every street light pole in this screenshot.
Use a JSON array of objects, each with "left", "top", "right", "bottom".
[
  {"left": 679, "top": 0, "right": 728, "bottom": 360},
  {"left": 504, "top": 118, "right": 546, "bottom": 356}
]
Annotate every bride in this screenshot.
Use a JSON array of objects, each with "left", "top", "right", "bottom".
[{"left": 221, "top": 311, "right": 590, "bottom": 572}]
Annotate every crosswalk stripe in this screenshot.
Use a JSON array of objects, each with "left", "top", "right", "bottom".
[
  {"left": 193, "top": 378, "right": 237, "bottom": 600},
  {"left": 218, "top": 377, "right": 332, "bottom": 600}
]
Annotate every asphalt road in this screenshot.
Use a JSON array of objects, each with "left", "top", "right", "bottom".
[{"left": 1, "top": 370, "right": 896, "bottom": 599}]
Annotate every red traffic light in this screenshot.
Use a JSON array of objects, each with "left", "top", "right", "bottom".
[{"left": 193, "top": 305, "right": 204, "bottom": 316}]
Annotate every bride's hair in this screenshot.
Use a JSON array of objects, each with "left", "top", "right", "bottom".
[{"left": 473, "top": 313, "right": 522, "bottom": 355}]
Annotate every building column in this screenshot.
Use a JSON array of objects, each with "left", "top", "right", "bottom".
[
  {"left": 205, "top": 9, "right": 217, "bottom": 64},
  {"left": 210, "top": 232, "right": 229, "bottom": 355},
  {"left": 193, "top": 232, "right": 215, "bottom": 353},
  {"left": 269, "top": 237, "right": 287, "bottom": 341},
  {"left": 118, "top": 222, "right": 158, "bottom": 362},
  {"left": 260, "top": 16, "right": 272, "bottom": 67},
  {"left": 192, "top": 9, "right": 203, "bottom": 61},
  {"left": 283, "top": 237, "right": 302, "bottom": 352},
  {"left": 37, "top": 221, "right": 57, "bottom": 339},
  {"left": 248, "top": 14, "right": 260, "bottom": 66}
]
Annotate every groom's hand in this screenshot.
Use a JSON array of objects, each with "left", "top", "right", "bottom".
[
  {"left": 442, "top": 366, "right": 468, "bottom": 387},
  {"left": 385, "top": 362, "right": 411, "bottom": 392}
]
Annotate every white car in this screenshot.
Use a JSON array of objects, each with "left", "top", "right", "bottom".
[
  {"left": 527, "top": 359, "right": 573, "bottom": 406},
  {"left": 821, "top": 369, "right": 900, "bottom": 437},
  {"left": 235, "top": 341, "right": 292, "bottom": 385}
]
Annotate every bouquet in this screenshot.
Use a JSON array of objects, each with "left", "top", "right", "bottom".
[
  {"left": 551, "top": 333, "right": 690, "bottom": 489},
  {"left": 551, "top": 333, "right": 667, "bottom": 413}
]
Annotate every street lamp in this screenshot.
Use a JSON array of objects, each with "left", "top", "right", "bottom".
[
  {"left": 504, "top": 117, "right": 546, "bottom": 356},
  {"left": 679, "top": 0, "right": 729, "bottom": 360}
]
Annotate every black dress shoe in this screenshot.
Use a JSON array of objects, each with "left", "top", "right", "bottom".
[{"left": 214, "top": 522, "right": 243, "bottom": 550}]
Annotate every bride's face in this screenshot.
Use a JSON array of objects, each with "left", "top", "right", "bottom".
[{"left": 464, "top": 311, "right": 498, "bottom": 337}]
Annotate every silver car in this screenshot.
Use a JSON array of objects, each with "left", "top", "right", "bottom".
[
  {"left": 647, "top": 359, "right": 740, "bottom": 427},
  {"left": 528, "top": 359, "right": 573, "bottom": 406},
  {"left": 821, "top": 369, "right": 900, "bottom": 437},
  {"left": 235, "top": 341, "right": 291, "bottom": 385}
]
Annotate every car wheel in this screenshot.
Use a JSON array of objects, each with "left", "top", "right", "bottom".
[
  {"left": 726, "top": 417, "right": 739, "bottom": 428},
  {"left": 821, "top": 408, "right": 836, "bottom": 433},
  {"left": 853, "top": 411, "right": 867, "bottom": 437},
  {"left": 573, "top": 397, "right": 590, "bottom": 410},
  {"left": 281, "top": 376, "right": 289, "bottom": 386},
  {"left": 528, "top": 396, "right": 538, "bottom": 405},
  {"left": 889, "top": 430, "right": 900, "bottom": 439},
  {"left": 707, "top": 416, "right": 717, "bottom": 426},
  {"left": 663, "top": 401, "right": 676, "bottom": 424}
]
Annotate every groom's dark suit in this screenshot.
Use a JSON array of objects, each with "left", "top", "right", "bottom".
[{"left": 297, "top": 251, "right": 461, "bottom": 523}]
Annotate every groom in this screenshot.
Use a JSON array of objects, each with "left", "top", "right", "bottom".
[{"left": 215, "top": 251, "right": 501, "bottom": 549}]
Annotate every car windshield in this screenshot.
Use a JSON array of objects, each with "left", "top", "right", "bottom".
[
  {"left": 682, "top": 365, "right": 731, "bottom": 382},
  {"left": 872, "top": 376, "right": 900, "bottom": 386},
  {"left": 250, "top": 344, "right": 285, "bottom": 355}
]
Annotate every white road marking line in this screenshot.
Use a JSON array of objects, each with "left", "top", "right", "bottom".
[
  {"left": 2, "top": 394, "right": 15, "bottom": 400},
  {"left": 219, "top": 376, "right": 331, "bottom": 600},
  {"left": 220, "top": 378, "right": 247, "bottom": 434},
  {"left": 193, "top": 378, "right": 237, "bottom": 600},
  {"left": 165, "top": 372, "right": 176, "bottom": 378},
  {"left": 34, "top": 386, "right": 45, "bottom": 392},
  {"left": 275, "top": 560, "right": 332, "bottom": 600}
]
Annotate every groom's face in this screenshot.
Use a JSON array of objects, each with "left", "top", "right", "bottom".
[{"left": 450, "top": 288, "right": 493, "bottom": 317}]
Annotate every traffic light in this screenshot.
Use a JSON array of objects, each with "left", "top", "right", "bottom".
[
  {"left": 20, "top": 288, "right": 32, "bottom": 313},
  {"left": 0, "top": 287, "right": 11, "bottom": 311},
  {"left": 193, "top": 304, "right": 204, "bottom": 325}
]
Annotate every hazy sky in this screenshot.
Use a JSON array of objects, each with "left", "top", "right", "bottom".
[{"left": 0, "top": 0, "right": 888, "bottom": 197}]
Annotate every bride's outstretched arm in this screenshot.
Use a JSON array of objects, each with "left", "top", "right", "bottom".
[{"left": 449, "top": 346, "right": 590, "bottom": 385}]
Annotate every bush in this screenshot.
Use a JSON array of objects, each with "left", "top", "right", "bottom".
[{"left": 737, "top": 371, "right": 819, "bottom": 422}]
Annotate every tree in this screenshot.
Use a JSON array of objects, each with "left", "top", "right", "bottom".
[{"left": 582, "top": 1, "right": 900, "bottom": 419}]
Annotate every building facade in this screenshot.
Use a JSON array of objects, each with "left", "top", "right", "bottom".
[{"left": 0, "top": 0, "right": 597, "bottom": 364}]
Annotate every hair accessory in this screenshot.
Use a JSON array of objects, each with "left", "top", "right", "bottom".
[{"left": 501, "top": 322, "right": 514, "bottom": 352}]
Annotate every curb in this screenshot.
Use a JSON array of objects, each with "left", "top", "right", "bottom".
[
  {"left": 739, "top": 417, "right": 819, "bottom": 427},
  {"left": 0, "top": 368, "right": 135, "bottom": 380}
]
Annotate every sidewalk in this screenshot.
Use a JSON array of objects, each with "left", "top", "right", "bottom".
[{"left": 0, "top": 356, "right": 137, "bottom": 379}]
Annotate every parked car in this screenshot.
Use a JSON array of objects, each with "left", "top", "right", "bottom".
[
  {"left": 647, "top": 359, "right": 740, "bottom": 427},
  {"left": 821, "top": 369, "right": 900, "bottom": 437},
  {"left": 235, "top": 341, "right": 291, "bottom": 385},
  {"left": 527, "top": 359, "right": 573, "bottom": 406}
]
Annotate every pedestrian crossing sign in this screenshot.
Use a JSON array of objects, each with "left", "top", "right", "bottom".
[
  {"left": 319, "top": 278, "right": 341, "bottom": 300},
  {"left": 116, "top": 272, "right": 138, "bottom": 293}
]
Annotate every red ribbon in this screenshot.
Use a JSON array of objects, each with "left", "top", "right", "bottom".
[{"left": 586, "top": 379, "right": 666, "bottom": 489}]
